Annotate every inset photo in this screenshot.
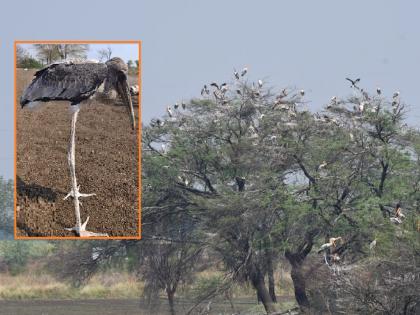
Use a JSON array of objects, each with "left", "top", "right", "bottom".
[{"left": 15, "top": 41, "right": 141, "bottom": 238}]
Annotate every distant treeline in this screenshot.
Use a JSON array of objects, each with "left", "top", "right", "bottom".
[
  {"left": 0, "top": 177, "right": 13, "bottom": 239},
  {"left": 16, "top": 44, "right": 139, "bottom": 74}
]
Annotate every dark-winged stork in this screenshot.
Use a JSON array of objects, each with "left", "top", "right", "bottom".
[
  {"left": 20, "top": 57, "right": 136, "bottom": 237},
  {"left": 346, "top": 77, "right": 360, "bottom": 88}
]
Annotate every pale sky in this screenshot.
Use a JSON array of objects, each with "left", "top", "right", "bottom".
[{"left": 0, "top": 0, "right": 419, "bottom": 180}]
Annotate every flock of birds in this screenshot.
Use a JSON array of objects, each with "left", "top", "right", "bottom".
[
  {"left": 317, "top": 202, "right": 407, "bottom": 272},
  {"left": 148, "top": 66, "right": 413, "bottom": 272}
]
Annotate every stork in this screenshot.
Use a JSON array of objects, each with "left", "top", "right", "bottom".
[
  {"left": 241, "top": 67, "right": 248, "bottom": 77},
  {"left": 167, "top": 106, "right": 173, "bottom": 117},
  {"left": 317, "top": 161, "right": 328, "bottom": 171},
  {"left": 258, "top": 79, "right": 263, "bottom": 88},
  {"left": 210, "top": 82, "right": 219, "bottom": 89},
  {"left": 346, "top": 77, "right": 360, "bottom": 88},
  {"left": 20, "top": 57, "right": 136, "bottom": 237},
  {"left": 394, "top": 203, "right": 405, "bottom": 219},
  {"left": 318, "top": 236, "right": 342, "bottom": 253},
  {"left": 369, "top": 239, "right": 377, "bottom": 251},
  {"left": 233, "top": 69, "right": 240, "bottom": 80},
  {"left": 376, "top": 87, "right": 381, "bottom": 95}
]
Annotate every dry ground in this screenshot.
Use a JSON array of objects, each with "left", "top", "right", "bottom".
[{"left": 15, "top": 69, "right": 140, "bottom": 237}]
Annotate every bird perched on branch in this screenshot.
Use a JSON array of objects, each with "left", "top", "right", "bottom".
[
  {"left": 395, "top": 204, "right": 403, "bottom": 216},
  {"left": 166, "top": 106, "right": 173, "bottom": 117},
  {"left": 201, "top": 85, "right": 210, "bottom": 96},
  {"left": 233, "top": 69, "right": 240, "bottom": 80},
  {"left": 210, "top": 82, "right": 219, "bottom": 89},
  {"left": 241, "top": 66, "right": 248, "bottom": 77},
  {"left": 318, "top": 236, "right": 342, "bottom": 253},
  {"left": 317, "top": 161, "right": 328, "bottom": 171},
  {"left": 369, "top": 239, "right": 377, "bottom": 250}
]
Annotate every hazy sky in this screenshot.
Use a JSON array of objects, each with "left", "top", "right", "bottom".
[{"left": 0, "top": 0, "right": 419, "bottom": 179}]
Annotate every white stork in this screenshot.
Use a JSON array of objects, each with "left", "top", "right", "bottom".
[{"left": 167, "top": 106, "right": 173, "bottom": 117}]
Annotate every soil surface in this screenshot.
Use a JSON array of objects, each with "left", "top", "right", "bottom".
[
  {"left": 0, "top": 297, "right": 293, "bottom": 315},
  {"left": 16, "top": 69, "right": 140, "bottom": 237}
]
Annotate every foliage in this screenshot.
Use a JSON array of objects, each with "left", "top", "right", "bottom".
[
  {"left": 33, "top": 44, "right": 88, "bottom": 64},
  {"left": 0, "top": 177, "right": 13, "bottom": 239}
]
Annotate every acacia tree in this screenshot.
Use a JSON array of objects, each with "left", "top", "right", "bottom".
[
  {"left": 34, "top": 44, "right": 88, "bottom": 64},
  {"left": 48, "top": 73, "right": 419, "bottom": 314},
  {"left": 143, "top": 75, "right": 419, "bottom": 313},
  {"left": 97, "top": 46, "right": 113, "bottom": 62},
  {"left": 143, "top": 77, "right": 317, "bottom": 313}
]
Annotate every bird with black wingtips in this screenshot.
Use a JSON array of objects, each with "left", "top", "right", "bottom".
[
  {"left": 233, "top": 69, "right": 240, "bottom": 80},
  {"left": 345, "top": 77, "right": 360, "bottom": 88},
  {"left": 20, "top": 57, "right": 136, "bottom": 237}
]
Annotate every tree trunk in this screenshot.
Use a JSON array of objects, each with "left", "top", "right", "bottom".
[
  {"left": 166, "top": 288, "right": 176, "bottom": 315},
  {"left": 290, "top": 264, "right": 310, "bottom": 310},
  {"left": 266, "top": 242, "right": 277, "bottom": 303},
  {"left": 251, "top": 273, "right": 277, "bottom": 314},
  {"left": 284, "top": 234, "right": 316, "bottom": 312},
  {"left": 268, "top": 266, "right": 277, "bottom": 303}
]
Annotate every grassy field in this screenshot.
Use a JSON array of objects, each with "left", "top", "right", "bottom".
[
  {"left": 0, "top": 272, "right": 141, "bottom": 300},
  {"left": 0, "top": 269, "right": 297, "bottom": 314}
]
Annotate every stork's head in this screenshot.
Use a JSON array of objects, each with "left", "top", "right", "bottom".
[{"left": 106, "top": 57, "right": 136, "bottom": 130}]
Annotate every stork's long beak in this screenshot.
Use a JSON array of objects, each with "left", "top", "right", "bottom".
[{"left": 117, "top": 78, "right": 136, "bottom": 130}]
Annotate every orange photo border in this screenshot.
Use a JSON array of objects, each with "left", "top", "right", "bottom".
[{"left": 14, "top": 40, "right": 142, "bottom": 240}]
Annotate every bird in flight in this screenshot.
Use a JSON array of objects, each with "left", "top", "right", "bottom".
[{"left": 346, "top": 77, "right": 361, "bottom": 88}]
